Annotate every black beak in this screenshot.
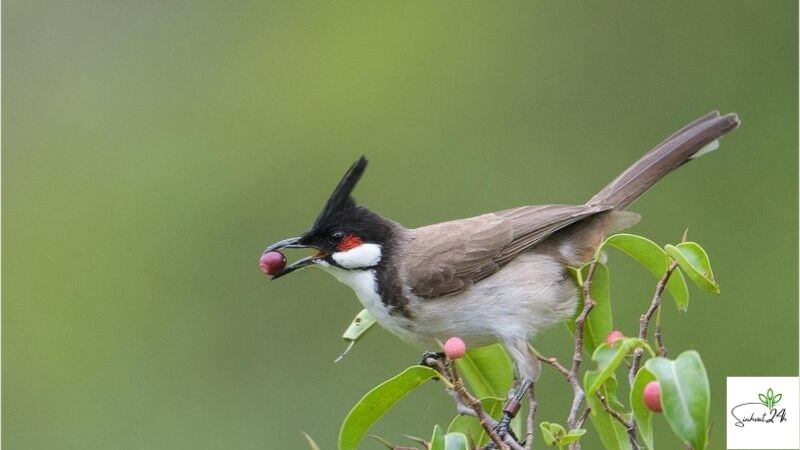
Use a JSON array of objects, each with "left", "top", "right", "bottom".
[
  {"left": 265, "top": 236, "right": 309, "bottom": 252},
  {"left": 264, "top": 236, "right": 325, "bottom": 279}
]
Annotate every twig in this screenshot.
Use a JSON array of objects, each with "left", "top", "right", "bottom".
[
  {"left": 567, "top": 260, "right": 598, "bottom": 430},
  {"left": 531, "top": 347, "right": 570, "bottom": 378},
  {"left": 446, "top": 360, "right": 511, "bottom": 450},
  {"left": 531, "top": 347, "right": 588, "bottom": 450},
  {"left": 524, "top": 384, "right": 537, "bottom": 450},
  {"left": 597, "top": 394, "right": 640, "bottom": 450},
  {"left": 625, "top": 261, "right": 678, "bottom": 448},
  {"left": 628, "top": 261, "right": 678, "bottom": 384},
  {"left": 654, "top": 306, "right": 667, "bottom": 357},
  {"left": 576, "top": 407, "right": 591, "bottom": 428}
]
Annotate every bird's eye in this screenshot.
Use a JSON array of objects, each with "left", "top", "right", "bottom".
[{"left": 330, "top": 231, "right": 345, "bottom": 243}]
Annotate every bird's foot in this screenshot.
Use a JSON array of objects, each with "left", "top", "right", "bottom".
[
  {"left": 482, "top": 415, "right": 520, "bottom": 449},
  {"left": 482, "top": 379, "right": 532, "bottom": 449},
  {"left": 419, "top": 351, "right": 444, "bottom": 367}
]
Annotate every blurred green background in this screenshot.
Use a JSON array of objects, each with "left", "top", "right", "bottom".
[{"left": 4, "top": 1, "right": 797, "bottom": 449}]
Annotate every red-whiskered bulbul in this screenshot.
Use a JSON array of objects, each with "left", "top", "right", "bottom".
[{"left": 264, "top": 111, "right": 739, "bottom": 442}]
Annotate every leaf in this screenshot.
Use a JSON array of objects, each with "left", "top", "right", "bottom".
[
  {"left": 630, "top": 368, "right": 657, "bottom": 449},
  {"left": 772, "top": 393, "right": 782, "bottom": 406},
  {"left": 758, "top": 393, "right": 769, "bottom": 406},
  {"left": 567, "top": 263, "right": 613, "bottom": 355},
  {"left": 455, "top": 344, "right": 513, "bottom": 398},
  {"left": 447, "top": 397, "right": 504, "bottom": 447},
  {"left": 561, "top": 429, "right": 587, "bottom": 445},
  {"left": 665, "top": 243, "right": 719, "bottom": 295},
  {"left": 430, "top": 425, "right": 445, "bottom": 450},
  {"left": 336, "top": 309, "right": 377, "bottom": 363},
  {"left": 602, "top": 233, "right": 690, "bottom": 311},
  {"left": 645, "top": 351, "right": 710, "bottom": 450},
  {"left": 584, "top": 371, "right": 632, "bottom": 450},
  {"left": 444, "top": 433, "right": 469, "bottom": 450},
  {"left": 588, "top": 339, "right": 650, "bottom": 395},
  {"left": 302, "top": 432, "right": 322, "bottom": 450},
  {"left": 339, "top": 366, "right": 440, "bottom": 450},
  {"left": 539, "top": 422, "right": 557, "bottom": 446},
  {"left": 549, "top": 422, "right": 566, "bottom": 439}
]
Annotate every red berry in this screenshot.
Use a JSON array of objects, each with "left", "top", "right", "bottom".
[
  {"left": 606, "top": 330, "right": 625, "bottom": 346},
  {"left": 260, "top": 251, "right": 286, "bottom": 276},
  {"left": 643, "top": 381, "right": 662, "bottom": 413},
  {"left": 443, "top": 337, "right": 467, "bottom": 360}
]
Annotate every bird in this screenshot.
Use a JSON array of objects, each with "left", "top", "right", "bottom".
[{"left": 263, "top": 111, "right": 739, "bottom": 443}]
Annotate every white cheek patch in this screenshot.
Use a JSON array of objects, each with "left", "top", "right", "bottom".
[{"left": 332, "top": 243, "right": 382, "bottom": 269}]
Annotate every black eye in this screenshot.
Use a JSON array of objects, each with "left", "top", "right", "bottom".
[{"left": 330, "top": 231, "right": 345, "bottom": 243}]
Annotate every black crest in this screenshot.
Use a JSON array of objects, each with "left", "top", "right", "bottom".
[{"left": 312, "top": 156, "right": 368, "bottom": 229}]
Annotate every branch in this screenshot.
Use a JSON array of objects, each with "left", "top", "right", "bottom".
[
  {"left": 628, "top": 261, "right": 678, "bottom": 384},
  {"left": 625, "top": 261, "right": 678, "bottom": 446},
  {"left": 524, "top": 384, "right": 537, "bottom": 450},
  {"left": 597, "top": 394, "right": 640, "bottom": 450},
  {"left": 567, "top": 260, "right": 598, "bottom": 430},
  {"left": 443, "top": 359, "right": 513, "bottom": 450}
]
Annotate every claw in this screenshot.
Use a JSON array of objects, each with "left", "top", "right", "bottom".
[{"left": 419, "top": 351, "right": 444, "bottom": 367}]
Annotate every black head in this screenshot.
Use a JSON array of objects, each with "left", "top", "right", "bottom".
[{"left": 264, "top": 156, "right": 395, "bottom": 278}]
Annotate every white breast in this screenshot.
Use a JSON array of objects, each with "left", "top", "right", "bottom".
[{"left": 317, "top": 263, "right": 423, "bottom": 345}]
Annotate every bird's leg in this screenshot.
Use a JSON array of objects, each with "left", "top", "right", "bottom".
[{"left": 493, "top": 379, "right": 532, "bottom": 438}]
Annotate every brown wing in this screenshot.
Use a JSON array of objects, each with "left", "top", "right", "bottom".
[{"left": 405, "top": 204, "right": 608, "bottom": 298}]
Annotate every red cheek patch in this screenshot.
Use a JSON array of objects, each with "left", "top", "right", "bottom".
[{"left": 337, "top": 234, "right": 363, "bottom": 251}]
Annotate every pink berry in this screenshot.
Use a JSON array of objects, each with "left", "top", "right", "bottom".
[
  {"left": 260, "top": 251, "right": 286, "bottom": 276},
  {"left": 643, "top": 381, "right": 662, "bottom": 413},
  {"left": 606, "top": 330, "right": 625, "bottom": 346},
  {"left": 443, "top": 337, "right": 467, "bottom": 360}
]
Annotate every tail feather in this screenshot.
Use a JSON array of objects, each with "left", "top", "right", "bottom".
[{"left": 588, "top": 111, "right": 740, "bottom": 209}]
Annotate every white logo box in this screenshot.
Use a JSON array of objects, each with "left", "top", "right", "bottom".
[{"left": 727, "top": 377, "right": 799, "bottom": 449}]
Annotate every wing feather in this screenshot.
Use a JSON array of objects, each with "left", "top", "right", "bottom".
[{"left": 405, "top": 204, "right": 608, "bottom": 298}]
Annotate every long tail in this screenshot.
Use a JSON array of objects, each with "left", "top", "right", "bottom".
[{"left": 587, "top": 111, "right": 740, "bottom": 209}]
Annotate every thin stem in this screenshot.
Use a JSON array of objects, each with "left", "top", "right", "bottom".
[
  {"left": 597, "top": 394, "right": 640, "bottom": 450},
  {"left": 628, "top": 261, "right": 678, "bottom": 384},
  {"left": 654, "top": 305, "right": 667, "bottom": 357},
  {"left": 625, "top": 261, "right": 678, "bottom": 447},
  {"left": 524, "top": 384, "right": 537, "bottom": 450},
  {"left": 577, "top": 407, "right": 591, "bottom": 428},
  {"left": 567, "top": 260, "right": 598, "bottom": 429},
  {"left": 447, "top": 360, "right": 510, "bottom": 450}
]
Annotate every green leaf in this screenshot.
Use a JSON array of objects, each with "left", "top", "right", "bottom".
[
  {"left": 339, "top": 366, "right": 440, "bottom": 450},
  {"left": 758, "top": 393, "right": 769, "bottom": 407},
  {"left": 430, "top": 425, "right": 445, "bottom": 450},
  {"left": 602, "top": 233, "right": 690, "bottom": 311},
  {"left": 630, "top": 368, "right": 656, "bottom": 449},
  {"left": 567, "top": 263, "right": 613, "bottom": 355},
  {"left": 549, "top": 422, "right": 566, "bottom": 439},
  {"left": 665, "top": 243, "right": 719, "bottom": 295},
  {"left": 584, "top": 371, "right": 632, "bottom": 450},
  {"left": 588, "top": 339, "right": 650, "bottom": 395},
  {"left": 447, "top": 397, "right": 504, "bottom": 447},
  {"left": 455, "top": 344, "right": 513, "bottom": 398},
  {"left": 772, "top": 393, "right": 782, "bottom": 406},
  {"left": 302, "top": 432, "right": 322, "bottom": 450},
  {"left": 444, "top": 432, "right": 469, "bottom": 450},
  {"left": 560, "top": 428, "right": 587, "bottom": 445},
  {"left": 540, "top": 422, "right": 557, "bottom": 446},
  {"left": 645, "top": 351, "right": 710, "bottom": 450},
  {"left": 335, "top": 309, "right": 377, "bottom": 363}
]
